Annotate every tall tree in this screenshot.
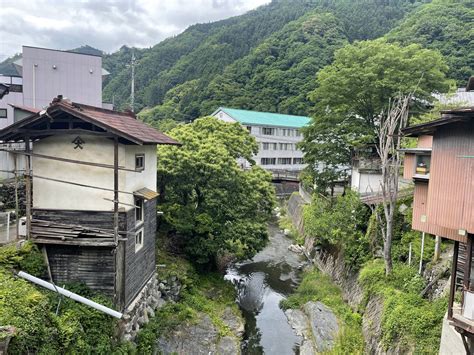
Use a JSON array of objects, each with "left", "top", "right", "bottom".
[
  {"left": 157, "top": 117, "right": 275, "bottom": 267},
  {"left": 300, "top": 39, "right": 452, "bottom": 192}
]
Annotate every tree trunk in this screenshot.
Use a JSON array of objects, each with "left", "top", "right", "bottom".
[{"left": 384, "top": 218, "right": 393, "bottom": 275}]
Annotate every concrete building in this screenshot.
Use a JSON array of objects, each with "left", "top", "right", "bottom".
[
  {"left": 0, "top": 46, "right": 111, "bottom": 129},
  {"left": 212, "top": 107, "right": 310, "bottom": 172}
]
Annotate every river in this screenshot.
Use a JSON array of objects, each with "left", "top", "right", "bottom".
[{"left": 225, "top": 222, "right": 306, "bottom": 354}]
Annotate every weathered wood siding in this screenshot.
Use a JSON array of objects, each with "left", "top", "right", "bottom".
[
  {"left": 46, "top": 244, "right": 115, "bottom": 296},
  {"left": 32, "top": 209, "right": 129, "bottom": 230},
  {"left": 417, "top": 135, "right": 433, "bottom": 149},
  {"left": 427, "top": 121, "right": 474, "bottom": 234},
  {"left": 124, "top": 198, "right": 157, "bottom": 306}
]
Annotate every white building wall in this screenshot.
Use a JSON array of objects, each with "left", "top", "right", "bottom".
[
  {"left": 22, "top": 46, "right": 103, "bottom": 109},
  {"left": 32, "top": 135, "right": 157, "bottom": 211},
  {"left": 213, "top": 110, "right": 307, "bottom": 171}
]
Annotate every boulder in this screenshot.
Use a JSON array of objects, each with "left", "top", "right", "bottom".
[{"left": 303, "top": 301, "right": 339, "bottom": 353}]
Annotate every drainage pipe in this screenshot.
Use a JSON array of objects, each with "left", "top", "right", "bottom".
[{"left": 17, "top": 271, "right": 123, "bottom": 319}]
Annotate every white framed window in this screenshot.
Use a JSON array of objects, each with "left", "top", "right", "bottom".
[
  {"left": 135, "top": 228, "right": 144, "bottom": 252},
  {"left": 262, "top": 127, "right": 274, "bottom": 135},
  {"left": 295, "top": 130, "right": 301, "bottom": 137},
  {"left": 135, "top": 154, "right": 145, "bottom": 171},
  {"left": 278, "top": 157, "right": 292, "bottom": 165},
  {"left": 261, "top": 157, "right": 276, "bottom": 165},
  {"left": 246, "top": 126, "right": 252, "bottom": 133},
  {"left": 0, "top": 109, "right": 7, "bottom": 119},
  {"left": 135, "top": 197, "right": 144, "bottom": 225},
  {"left": 293, "top": 157, "right": 303, "bottom": 164}
]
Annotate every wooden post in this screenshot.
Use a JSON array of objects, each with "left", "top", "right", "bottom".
[
  {"left": 448, "top": 241, "right": 459, "bottom": 319},
  {"left": 408, "top": 242, "right": 412, "bottom": 266},
  {"left": 463, "top": 236, "right": 472, "bottom": 291},
  {"left": 24, "top": 137, "right": 31, "bottom": 240},
  {"left": 14, "top": 152, "right": 19, "bottom": 240},
  {"left": 419, "top": 232, "right": 425, "bottom": 274},
  {"left": 433, "top": 235, "right": 441, "bottom": 262},
  {"left": 113, "top": 137, "right": 125, "bottom": 311}
]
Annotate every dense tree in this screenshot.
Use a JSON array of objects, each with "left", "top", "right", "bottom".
[
  {"left": 157, "top": 117, "right": 276, "bottom": 266},
  {"left": 300, "top": 39, "right": 452, "bottom": 191},
  {"left": 387, "top": 0, "right": 474, "bottom": 86}
]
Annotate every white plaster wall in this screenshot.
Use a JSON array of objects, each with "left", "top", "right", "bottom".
[
  {"left": 0, "top": 91, "right": 24, "bottom": 129},
  {"left": 352, "top": 169, "right": 383, "bottom": 195},
  {"left": 22, "top": 46, "right": 103, "bottom": 109},
  {"left": 215, "top": 111, "right": 236, "bottom": 123},
  {"left": 32, "top": 135, "right": 157, "bottom": 211}
]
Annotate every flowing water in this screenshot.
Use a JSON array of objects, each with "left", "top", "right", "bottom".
[{"left": 225, "top": 222, "right": 306, "bottom": 354}]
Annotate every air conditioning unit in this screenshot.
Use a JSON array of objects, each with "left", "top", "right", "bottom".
[
  {"left": 463, "top": 290, "right": 474, "bottom": 320},
  {"left": 18, "top": 217, "right": 27, "bottom": 237}
]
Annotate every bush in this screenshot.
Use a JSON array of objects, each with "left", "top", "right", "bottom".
[{"left": 0, "top": 241, "right": 46, "bottom": 276}]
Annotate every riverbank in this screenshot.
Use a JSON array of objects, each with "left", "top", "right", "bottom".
[{"left": 284, "top": 191, "right": 449, "bottom": 353}]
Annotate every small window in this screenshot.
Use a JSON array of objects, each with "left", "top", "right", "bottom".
[
  {"left": 246, "top": 126, "right": 252, "bottom": 133},
  {"left": 262, "top": 127, "right": 274, "bottom": 135},
  {"left": 135, "top": 197, "right": 144, "bottom": 224},
  {"left": 135, "top": 154, "right": 145, "bottom": 171},
  {"left": 293, "top": 157, "right": 303, "bottom": 164},
  {"left": 261, "top": 158, "right": 276, "bottom": 165},
  {"left": 135, "top": 229, "right": 144, "bottom": 252},
  {"left": 278, "top": 157, "right": 292, "bottom": 165},
  {"left": 0, "top": 109, "right": 7, "bottom": 119}
]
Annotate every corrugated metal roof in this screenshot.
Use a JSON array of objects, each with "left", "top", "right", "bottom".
[
  {"left": 134, "top": 187, "right": 159, "bottom": 200},
  {"left": 214, "top": 107, "right": 310, "bottom": 128}
]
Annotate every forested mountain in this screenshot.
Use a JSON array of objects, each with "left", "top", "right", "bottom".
[
  {"left": 103, "top": 0, "right": 423, "bottom": 115},
  {"left": 387, "top": 0, "right": 474, "bottom": 85}
]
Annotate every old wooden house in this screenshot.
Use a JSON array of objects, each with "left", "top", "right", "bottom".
[
  {"left": 0, "top": 96, "right": 179, "bottom": 311},
  {"left": 403, "top": 106, "right": 474, "bottom": 348}
]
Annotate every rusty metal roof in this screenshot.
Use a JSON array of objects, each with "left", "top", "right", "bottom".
[
  {"left": 134, "top": 187, "right": 159, "bottom": 200},
  {"left": 8, "top": 103, "right": 40, "bottom": 114},
  {"left": 0, "top": 96, "right": 180, "bottom": 145}
]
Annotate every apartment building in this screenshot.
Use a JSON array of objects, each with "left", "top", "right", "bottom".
[{"left": 212, "top": 107, "right": 309, "bottom": 171}]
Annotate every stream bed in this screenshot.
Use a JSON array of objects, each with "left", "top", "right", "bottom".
[{"left": 225, "top": 222, "right": 306, "bottom": 354}]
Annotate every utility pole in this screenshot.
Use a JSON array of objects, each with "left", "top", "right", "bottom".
[{"left": 130, "top": 50, "right": 136, "bottom": 113}]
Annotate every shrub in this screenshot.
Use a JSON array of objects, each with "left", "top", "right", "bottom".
[{"left": 0, "top": 241, "right": 46, "bottom": 276}]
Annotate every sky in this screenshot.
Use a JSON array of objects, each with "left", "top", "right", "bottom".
[{"left": 0, "top": 0, "right": 271, "bottom": 61}]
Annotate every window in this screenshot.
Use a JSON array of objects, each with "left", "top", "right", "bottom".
[
  {"left": 415, "top": 155, "right": 431, "bottom": 176},
  {"left": 135, "top": 229, "right": 144, "bottom": 252},
  {"left": 261, "top": 158, "right": 276, "bottom": 165},
  {"left": 246, "top": 126, "right": 252, "bottom": 133},
  {"left": 293, "top": 158, "right": 303, "bottom": 164},
  {"left": 262, "top": 127, "right": 274, "bottom": 135},
  {"left": 135, "top": 154, "right": 145, "bottom": 171},
  {"left": 279, "top": 143, "right": 293, "bottom": 151},
  {"left": 278, "top": 158, "right": 292, "bottom": 165},
  {"left": 135, "top": 197, "right": 144, "bottom": 224},
  {"left": 0, "top": 109, "right": 6, "bottom": 119},
  {"left": 262, "top": 143, "right": 277, "bottom": 150},
  {"left": 295, "top": 130, "right": 301, "bottom": 137},
  {"left": 262, "top": 142, "right": 269, "bottom": 150},
  {"left": 281, "top": 129, "right": 294, "bottom": 137}
]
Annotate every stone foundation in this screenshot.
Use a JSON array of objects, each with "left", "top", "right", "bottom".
[{"left": 118, "top": 272, "right": 182, "bottom": 342}]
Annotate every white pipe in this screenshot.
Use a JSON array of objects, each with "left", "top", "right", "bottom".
[
  {"left": 18, "top": 271, "right": 123, "bottom": 319},
  {"left": 419, "top": 232, "right": 425, "bottom": 274}
]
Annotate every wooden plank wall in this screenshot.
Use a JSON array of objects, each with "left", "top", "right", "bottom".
[
  {"left": 46, "top": 244, "right": 115, "bottom": 295},
  {"left": 124, "top": 198, "right": 157, "bottom": 306}
]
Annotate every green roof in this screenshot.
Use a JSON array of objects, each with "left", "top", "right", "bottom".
[{"left": 215, "top": 107, "right": 310, "bottom": 128}]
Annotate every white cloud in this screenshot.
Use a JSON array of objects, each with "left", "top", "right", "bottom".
[{"left": 0, "top": 0, "right": 270, "bottom": 60}]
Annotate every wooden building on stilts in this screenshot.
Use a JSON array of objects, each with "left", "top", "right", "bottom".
[
  {"left": 0, "top": 95, "right": 179, "bottom": 311},
  {"left": 403, "top": 105, "right": 474, "bottom": 352}
]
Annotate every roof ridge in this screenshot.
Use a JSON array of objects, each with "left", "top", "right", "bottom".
[{"left": 69, "top": 101, "right": 135, "bottom": 118}]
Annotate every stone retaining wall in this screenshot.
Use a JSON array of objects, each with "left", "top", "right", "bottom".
[{"left": 118, "top": 272, "right": 181, "bottom": 342}]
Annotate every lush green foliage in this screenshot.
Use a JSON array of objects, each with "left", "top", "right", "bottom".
[
  {"left": 281, "top": 268, "right": 365, "bottom": 354},
  {"left": 0, "top": 241, "right": 46, "bottom": 276},
  {"left": 157, "top": 117, "right": 275, "bottom": 266},
  {"left": 303, "top": 191, "right": 372, "bottom": 269},
  {"left": 136, "top": 249, "right": 241, "bottom": 354},
  {"left": 359, "top": 260, "right": 447, "bottom": 353},
  {"left": 301, "top": 39, "right": 452, "bottom": 189},
  {"left": 387, "top": 0, "right": 474, "bottom": 86}
]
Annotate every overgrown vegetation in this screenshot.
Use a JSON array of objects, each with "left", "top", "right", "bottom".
[
  {"left": 281, "top": 268, "right": 365, "bottom": 354},
  {"left": 135, "top": 248, "right": 241, "bottom": 354},
  {"left": 359, "top": 260, "right": 447, "bottom": 353},
  {"left": 0, "top": 242, "right": 129, "bottom": 354}
]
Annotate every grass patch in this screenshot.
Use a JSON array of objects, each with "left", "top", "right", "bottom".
[
  {"left": 281, "top": 267, "right": 365, "bottom": 354},
  {"left": 359, "top": 259, "right": 447, "bottom": 353}
]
